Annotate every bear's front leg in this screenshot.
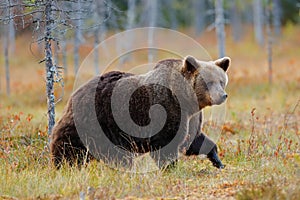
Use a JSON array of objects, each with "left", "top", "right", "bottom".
[
  {"left": 183, "top": 112, "right": 224, "bottom": 169},
  {"left": 185, "top": 133, "right": 224, "bottom": 169}
]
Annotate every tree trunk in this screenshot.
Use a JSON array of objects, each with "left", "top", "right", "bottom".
[
  {"left": 194, "top": 0, "right": 205, "bottom": 35},
  {"left": 93, "top": 28, "right": 100, "bottom": 75},
  {"left": 266, "top": 2, "right": 273, "bottom": 84},
  {"left": 148, "top": 0, "right": 157, "bottom": 64},
  {"left": 4, "top": 36, "right": 10, "bottom": 96},
  {"left": 165, "top": 0, "right": 177, "bottom": 29},
  {"left": 61, "top": 39, "right": 68, "bottom": 78},
  {"left": 253, "top": 0, "right": 264, "bottom": 46},
  {"left": 73, "top": 0, "right": 82, "bottom": 75},
  {"left": 272, "top": 0, "right": 281, "bottom": 36},
  {"left": 230, "top": 0, "right": 242, "bottom": 42},
  {"left": 93, "top": 0, "right": 100, "bottom": 74},
  {"left": 127, "top": 0, "right": 136, "bottom": 30},
  {"left": 119, "top": 0, "right": 136, "bottom": 65},
  {"left": 45, "top": 0, "right": 56, "bottom": 137},
  {"left": 3, "top": 0, "right": 15, "bottom": 96},
  {"left": 93, "top": 0, "right": 107, "bottom": 73},
  {"left": 54, "top": 42, "right": 59, "bottom": 69},
  {"left": 8, "top": 8, "right": 15, "bottom": 53},
  {"left": 215, "top": 0, "right": 226, "bottom": 57}
]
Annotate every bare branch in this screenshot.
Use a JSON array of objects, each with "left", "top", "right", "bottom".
[
  {"left": 0, "top": 10, "right": 44, "bottom": 21},
  {"left": 0, "top": 3, "right": 39, "bottom": 8}
]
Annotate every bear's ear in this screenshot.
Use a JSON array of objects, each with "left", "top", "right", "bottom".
[
  {"left": 183, "top": 55, "right": 199, "bottom": 74},
  {"left": 214, "top": 57, "right": 231, "bottom": 72}
]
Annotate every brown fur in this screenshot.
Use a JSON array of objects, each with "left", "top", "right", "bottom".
[{"left": 50, "top": 56, "right": 230, "bottom": 169}]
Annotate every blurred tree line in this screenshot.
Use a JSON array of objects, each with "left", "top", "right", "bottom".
[
  {"left": 112, "top": 0, "right": 298, "bottom": 28},
  {"left": 2, "top": 0, "right": 299, "bottom": 37},
  {"left": 0, "top": 0, "right": 299, "bottom": 137},
  {"left": 97, "top": 0, "right": 299, "bottom": 31}
]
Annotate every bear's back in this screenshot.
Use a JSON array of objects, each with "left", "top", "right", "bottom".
[{"left": 154, "top": 59, "right": 182, "bottom": 71}]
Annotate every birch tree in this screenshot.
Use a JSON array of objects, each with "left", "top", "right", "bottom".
[
  {"left": 266, "top": 1, "right": 273, "bottom": 84},
  {"left": 165, "top": 0, "right": 177, "bottom": 30},
  {"left": 44, "top": 0, "right": 56, "bottom": 136},
  {"left": 4, "top": 29, "right": 11, "bottom": 96},
  {"left": 0, "top": 0, "right": 98, "bottom": 138},
  {"left": 2, "top": 0, "right": 15, "bottom": 96},
  {"left": 194, "top": 0, "right": 206, "bottom": 35},
  {"left": 127, "top": 0, "right": 136, "bottom": 32},
  {"left": 93, "top": 3, "right": 100, "bottom": 75},
  {"left": 272, "top": 0, "right": 281, "bottom": 36},
  {"left": 125, "top": 0, "right": 135, "bottom": 62},
  {"left": 61, "top": 36, "right": 68, "bottom": 78},
  {"left": 147, "top": 0, "right": 157, "bottom": 64},
  {"left": 253, "top": 0, "right": 264, "bottom": 46},
  {"left": 92, "top": 0, "right": 106, "bottom": 74},
  {"left": 230, "top": 0, "right": 242, "bottom": 42},
  {"left": 73, "top": 0, "right": 83, "bottom": 75},
  {"left": 215, "top": 0, "right": 226, "bottom": 57},
  {"left": 117, "top": 0, "right": 135, "bottom": 66}
]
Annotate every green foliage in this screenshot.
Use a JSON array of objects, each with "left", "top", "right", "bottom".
[{"left": 280, "top": 0, "right": 299, "bottom": 24}]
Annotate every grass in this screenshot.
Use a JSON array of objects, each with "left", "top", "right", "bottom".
[{"left": 0, "top": 25, "right": 300, "bottom": 199}]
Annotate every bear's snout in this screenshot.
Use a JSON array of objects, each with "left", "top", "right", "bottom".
[{"left": 211, "top": 92, "right": 228, "bottom": 105}]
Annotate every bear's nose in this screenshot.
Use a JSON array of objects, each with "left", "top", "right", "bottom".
[{"left": 223, "top": 94, "right": 228, "bottom": 100}]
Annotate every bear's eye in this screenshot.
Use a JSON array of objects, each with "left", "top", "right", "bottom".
[
  {"left": 206, "top": 82, "right": 214, "bottom": 88},
  {"left": 220, "top": 81, "right": 225, "bottom": 88}
]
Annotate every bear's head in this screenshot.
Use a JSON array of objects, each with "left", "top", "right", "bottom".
[{"left": 181, "top": 56, "right": 231, "bottom": 109}]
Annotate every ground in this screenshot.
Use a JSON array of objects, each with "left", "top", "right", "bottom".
[{"left": 0, "top": 26, "right": 299, "bottom": 199}]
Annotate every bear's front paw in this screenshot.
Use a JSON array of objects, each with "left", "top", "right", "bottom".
[{"left": 207, "top": 147, "right": 225, "bottom": 169}]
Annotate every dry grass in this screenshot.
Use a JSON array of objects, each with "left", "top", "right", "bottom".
[{"left": 0, "top": 25, "right": 299, "bottom": 199}]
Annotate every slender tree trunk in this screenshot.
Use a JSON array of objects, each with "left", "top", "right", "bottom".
[
  {"left": 4, "top": 37, "right": 10, "bottom": 96},
  {"left": 93, "top": 0, "right": 100, "bottom": 74},
  {"left": 266, "top": 2, "right": 273, "bottom": 84},
  {"left": 127, "top": 0, "right": 136, "bottom": 30},
  {"left": 94, "top": 28, "right": 100, "bottom": 75},
  {"left": 230, "top": 0, "right": 242, "bottom": 42},
  {"left": 253, "top": 0, "right": 264, "bottom": 46},
  {"left": 8, "top": 9, "right": 15, "bottom": 53},
  {"left": 194, "top": 0, "right": 205, "bottom": 35},
  {"left": 117, "top": 0, "right": 136, "bottom": 66},
  {"left": 93, "top": 0, "right": 107, "bottom": 74},
  {"left": 61, "top": 39, "right": 67, "bottom": 78},
  {"left": 165, "top": 0, "right": 177, "bottom": 29},
  {"left": 3, "top": 0, "right": 15, "bottom": 96},
  {"left": 215, "top": 0, "right": 226, "bottom": 57},
  {"left": 170, "top": 3, "right": 177, "bottom": 29},
  {"left": 148, "top": 0, "right": 157, "bottom": 64},
  {"left": 45, "top": 0, "right": 56, "bottom": 137},
  {"left": 99, "top": 21, "right": 107, "bottom": 44},
  {"left": 74, "top": 0, "right": 81, "bottom": 75},
  {"left": 272, "top": 0, "right": 281, "bottom": 36},
  {"left": 121, "top": 0, "right": 136, "bottom": 64},
  {"left": 54, "top": 42, "right": 59, "bottom": 70}
]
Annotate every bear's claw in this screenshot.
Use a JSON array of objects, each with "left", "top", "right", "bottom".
[{"left": 207, "top": 147, "right": 225, "bottom": 169}]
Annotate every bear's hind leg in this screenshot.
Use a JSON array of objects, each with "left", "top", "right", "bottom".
[{"left": 150, "top": 148, "right": 178, "bottom": 170}]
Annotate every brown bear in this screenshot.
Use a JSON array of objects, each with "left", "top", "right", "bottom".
[{"left": 50, "top": 55, "right": 230, "bottom": 169}]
